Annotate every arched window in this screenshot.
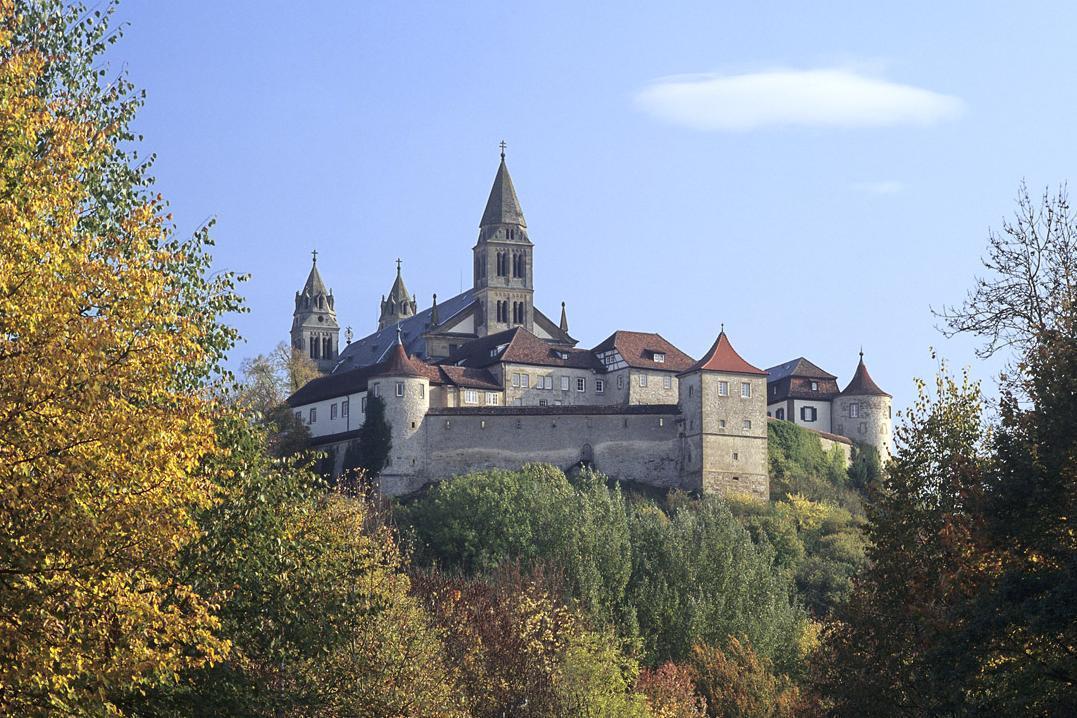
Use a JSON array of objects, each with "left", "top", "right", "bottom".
[{"left": 310, "top": 336, "right": 319, "bottom": 360}]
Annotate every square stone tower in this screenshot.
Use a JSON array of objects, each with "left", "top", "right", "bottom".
[{"left": 678, "top": 331, "right": 769, "bottom": 499}]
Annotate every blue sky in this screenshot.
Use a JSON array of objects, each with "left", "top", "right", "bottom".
[{"left": 108, "top": 1, "right": 1077, "bottom": 413}]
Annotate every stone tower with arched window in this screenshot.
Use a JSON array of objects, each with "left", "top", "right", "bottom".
[
  {"left": 472, "top": 148, "right": 534, "bottom": 337},
  {"left": 291, "top": 252, "right": 339, "bottom": 373}
]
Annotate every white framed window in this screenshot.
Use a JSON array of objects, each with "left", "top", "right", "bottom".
[
  {"left": 309, "top": 407, "right": 317, "bottom": 423},
  {"left": 539, "top": 399, "right": 548, "bottom": 407},
  {"left": 663, "top": 375, "right": 672, "bottom": 389},
  {"left": 849, "top": 402, "right": 860, "bottom": 418},
  {"left": 742, "top": 419, "right": 752, "bottom": 432},
  {"left": 718, "top": 381, "right": 728, "bottom": 396},
  {"left": 464, "top": 389, "right": 478, "bottom": 404},
  {"left": 653, "top": 352, "right": 666, "bottom": 363},
  {"left": 521, "top": 374, "right": 530, "bottom": 389},
  {"left": 543, "top": 376, "right": 553, "bottom": 390},
  {"left": 801, "top": 406, "right": 817, "bottom": 422},
  {"left": 331, "top": 403, "right": 338, "bottom": 419},
  {"left": 512, "top": 373, "right": 521, "bottom": 388},
  {"left": 361, "top": 396, "right": 367, "bottom": 412},
  {"left": 419, "top": 383, "right": 425, "bottom": 398},
  {"left": 341, "top": 400, "right": 349, "bottom": 417},
  {"left": 810, "top": 381, "right": 818, "bottom": 391},
  {"left": 741, "top": 382, "right": 751, "bottom": 398},
  {"left": 576, "top": 377, "right": 586, "bottom": 392},
  {"left": 596, "top": 379, "right": 605, "bottom": 393},
  {"left": 639, "top": 374, "right": 648, "bottom": 387},
  {"left": 294, "top": 410, "right": 302, "bottom": 421},
  {"left": 372, "top": 383, "right": 379, "bottom": 397},
  {"left": 486, "top": 392, "right": 499, "bottom": 405},
  {"left": 561, "top": 376, "right": 570, "bottom": 391},
  {"left": 617, "top": 375, "right": 625, "bottom": 389},
  {"left": 395, "top": 382, "right": 404, "bottom": 397}
]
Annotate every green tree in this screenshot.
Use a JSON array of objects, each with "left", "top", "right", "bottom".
[
  {"left": 348, "top": 395, "right": 392, "bottom": 477},
  {"left": 125, "top": 417, "right": 464, "bottom": 717}
]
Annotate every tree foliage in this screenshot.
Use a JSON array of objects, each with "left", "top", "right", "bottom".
[
  {"left": 348, "top": 394, "right": 392, "bottom": 478},
  {"left": 0, "top": 4, "right": 241, "bottom": 711}
]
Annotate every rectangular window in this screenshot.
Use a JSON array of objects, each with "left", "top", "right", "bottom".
[
  {"left": 309, "top": 407, "right": 317, "bottom": 423},
  {"left": 617, "top": 375, "right": 624, "bottom": 389},
  {"left": 361, "top": 396, "right": 367, "bottom": 412},
  {"left": 538, "top": 399, "right": 548, "bottom": 407},
  {"left": 521, "top": 374, "right": 530, "bottom": 389},
  {"left": 741, "top": 382, "right": 751, "bottom": 398},
  {"left": 561, "top": 376, "right": 570, "bottom": 391},
  {"left": 596, "top": 379, "right": 605, "bottom": 393},
  {"left": 464, "top": 389, "right": 478, "bottom": 404},
  {"left": 576, "top": 377, "right": 586, "bottom": 392},
  {"left": 639, "top": 374, "right": 648, "bottom": 387},
  {"left": 801, "top": 406, "right": 817, "bottom": 422},
  {"left": 810, "top": 381, "right": 818, "bottom": 391},
  {"left": 372, "top": 384, "right": 379, "bottom": 398},
  {"left": 486, "top": 392, "right": 499, "bottom": 405},
  {"left": 732, "top": 452, "right": 739, "bottom": 461},
  {"left": 544, "top": 376, "right": 553, "bottom": 390},
  {"left": 341, "top": 400, "right": 349, "bottom": 417},
  {"left": 663, "top": 375, "right": 672, "bottom": 389},
  {"left": 395, "top": 382, "right": 404, "bottom": 397},
  {"left": 849, "top": 402, "right": 860, "bottom": 418},
  {"left": 512, "top": 373, "right": 521, "bottom": 388},
  {"left": 653, "top": 352, "right": 666, "bottom": 363},
  {"left": 742, "top": 419, "right": 752, "bottom": 432},
  {"left": 330, "top": 403, "right": 338, "bottom": 419},
  {"left": 718, "top": 381, "right": 728, "bottom": 396},
  {"left": 294, "top": 411, "right": 302, "bottom": 421},
  {"left": 719, "top": 419, "right": 727, "bottom": 429},
  {"left": 419, "top": 384, "right": 425, "bottom": 398}
]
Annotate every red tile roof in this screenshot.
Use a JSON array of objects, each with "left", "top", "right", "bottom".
[
  {"left": 374, "top": 341, "right": 427, "bottom": 378},
  {"left": 841, "top": 355, "right": 891, "bottom": 397},
  {"left": 437, "top": 365, "right": 501, "bottom": 390},
  {"left": 591, "top": 331, "right": 695, "bottom": 372},
  {"left": 448, "top": 327, "right": 598, "bottom": 370},
  {"left": 680, "top": 331, "right": 766, "bottom": 376}
]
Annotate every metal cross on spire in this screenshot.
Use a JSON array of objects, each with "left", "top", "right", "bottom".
[
  {"left": 311, "top": 249, "right": 318, "bottom": 264},
  {"left": 396, "top": 257, "right": 402, "bottom": 274},
  {"left": 499, "top": 139, "right": 507, "bottom": 159}
]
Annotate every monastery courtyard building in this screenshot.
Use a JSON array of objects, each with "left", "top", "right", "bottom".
[{"left": 286, "top": 150, "right": 892, "bottom": 496}]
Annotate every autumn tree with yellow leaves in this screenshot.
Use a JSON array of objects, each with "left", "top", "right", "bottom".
[{"left": 0, "top": 1, "right": 243, "bottom": 712}]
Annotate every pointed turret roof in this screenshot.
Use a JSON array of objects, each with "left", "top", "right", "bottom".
[
  {"left": 841, "top": 352, "right": 891, "bottom": 397},
  {"left": 302, "top": 255, "right": 329, "bottom": 296},
  {"left": 559, "top": 302, "right": 569, "bottom": 334},
  {"left": 375, "top": 328, "right": 425, "bottom": 378},
  {"left": 480, "top": 151, "right": 527, "bottom": 228},
  {"left": 386, "top": 259, "right": 412, "bottom": 303},
  {"left": 680, "top": 330, "right": 767, "bottom": 376}
]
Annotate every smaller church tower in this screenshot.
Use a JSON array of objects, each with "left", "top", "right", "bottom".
[
  {"left": 291, "top": 251, "right": 339, "bottom": 373},
  {"left": 831, "top": 351, "right": 893, "bottom": 460},
  {"left": 378, "top": 259, "right": 418, "bottom": 330}
]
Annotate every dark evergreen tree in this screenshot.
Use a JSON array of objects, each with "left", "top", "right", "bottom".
[{"left": 350, "top": 395, "right": 392, "bottom": 478}]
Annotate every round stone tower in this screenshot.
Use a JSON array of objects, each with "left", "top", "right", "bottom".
[
  {"left": 370, "top": 332, "right": 430, "bottom": 494},
  {"left": 831, "top": 351, "right": 893, "bottom": 459}
]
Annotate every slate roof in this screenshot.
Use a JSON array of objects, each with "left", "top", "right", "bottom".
[
  {"left": 427, "top": 404, "right": 680, "bottom": 417},
  {"left": 437, "top": 365, "right": 501, "bottom": 390},
  {"left": 301, "top": 260, "right": 329, "bottom": 296},
  {"left": 287, "top": 364, "right": 380, "bottom": 406},
  {"left": 385, "top": 264, "right": 413, "bottom": 304},
  {"left": 334, "top": 288, "right": 476, "bottom": 372},
  {"left": 680, "top": 331, "right": 767, "bottom": 376},
  {"left": 447, "top": 327, "right": 599, "bottom": 371},
  {"left": 480, "top": 155, "right": 527, "bottom": 228},
  {"left": 765, "top": 357, "right": 836, "bottom": 383},
  {"left": 592, "top": 331, "right": 695, "bottom": 372},
  {"left": 841, "top": 355, "right": 891, "bottom": 397}
]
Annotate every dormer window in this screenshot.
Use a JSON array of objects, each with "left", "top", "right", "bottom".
[
  {"left": 653, "top": 352, "right": 666, "bottom": 363},
  {"left": 811, "top": 381, "right": 819, "bottom": 391}
]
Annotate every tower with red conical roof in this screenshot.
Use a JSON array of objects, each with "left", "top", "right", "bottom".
[
  {"left": 677, "top": 329, "right": 769, "bottom": 499},
  {"left": 831, "top": 350, "right": 893, "bottom": 459}
]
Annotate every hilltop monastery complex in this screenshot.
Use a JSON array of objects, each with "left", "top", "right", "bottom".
[{"left": 286, "top": 150, "right": 894, "bottom": 497}]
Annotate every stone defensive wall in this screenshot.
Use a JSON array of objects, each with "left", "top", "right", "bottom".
[{"left": 379, "top": 404, "right": 684, "bottom": 495}]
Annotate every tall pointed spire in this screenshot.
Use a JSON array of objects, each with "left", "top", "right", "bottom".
[
  {"left": 480, "top": 144, "right": 527, "bottom": 229},
  {"left": 302, "top": 252, "right": 329, "bottom": 297},
  {"left": 430, "top": 293, "right": 439, "bottom": 326},
  {"left": 379, "top": 259, "right": 418, "bottom": 330},
  {"left": 559, "top": 301, "right": 569, "bottom": 333}
]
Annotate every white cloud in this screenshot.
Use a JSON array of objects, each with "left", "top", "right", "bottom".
[
  {"left": 851, "top": 180, "right": 904, "bottom": 195},
  {"left": 634, "top": 68, "right": 964, "bottom": 131}
]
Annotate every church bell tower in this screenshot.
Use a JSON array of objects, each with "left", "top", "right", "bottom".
[
  {"left": 472, "top": 143, "right": 534, "bottom": 337},
  {"left": 291, "top": 251, "right": 339, "bottom": 373}
]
